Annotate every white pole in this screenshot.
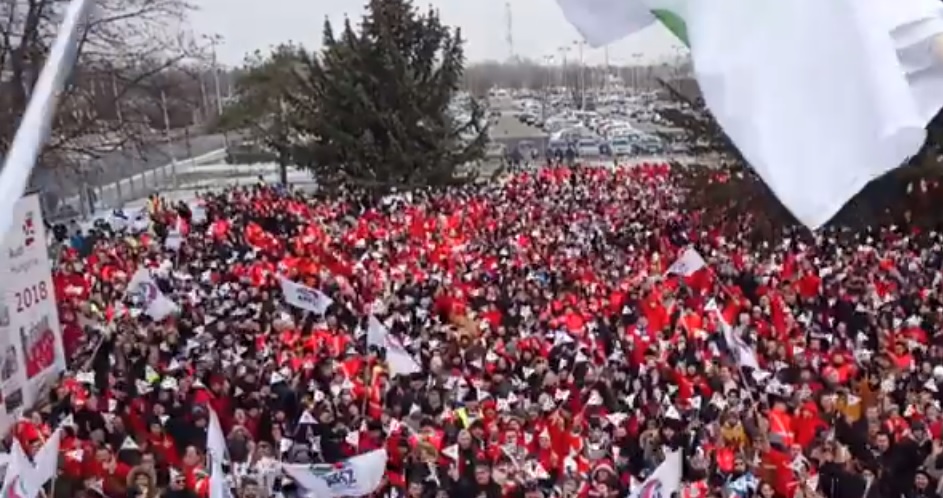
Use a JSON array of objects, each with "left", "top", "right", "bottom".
[
  {"left": 578, "top": 41, "right": 586, "bottom": 109},
  {"left": 210, "top": 38, "right": 230, "bottom": 150},
  {"left": 0, "top": 0, "right": 94, "bottom": 241},
  {"left": 160, "top": 90, "right": 178, "bottom": 188}
]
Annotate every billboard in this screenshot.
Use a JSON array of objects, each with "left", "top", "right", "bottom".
[{"left": 0, "top": 194, "right": 65, "bottom": 432}]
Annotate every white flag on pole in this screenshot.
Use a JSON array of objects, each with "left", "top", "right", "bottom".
[
  {"left": 365, "top": 315, "right": 421, "bottom": 377},
  {"left": 31, "top": 427, "right": 62, "bottom": 487},
  {"left": 554, "top": 0, "right": 943, "bottom": 229},
  {"left": 2, "top": 438, "right": 49, "bottom": 498},
  {"left": 666, "top": 248, "right": 707, "bottom": 277},
  {"left": 209, "top": 457, "right": 234, "bottom": 498},
  {"left": 279, "top": 277, "right": 333, "bottom": 314},
  {"left": 367, "top": 315, "right": 388, "bottom": 349},
  {"left": 207, "top": 407, "right": 228, "bottom": 463},
  {"left": 706, "top": 299, "right": 760, "bottom": 369},
  {"left": 128, "top": 269, "right": 179, "bottom": 320},
  {"left": 0, "top": 0, "right": 95, "bottom": 246},
  {"left": 630, "top": 448, "right": 683, "bottom": 498}
]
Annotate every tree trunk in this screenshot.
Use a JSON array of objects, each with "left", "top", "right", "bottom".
[{"left": 278, "top": 148, "right": 289, "bottom": 185}]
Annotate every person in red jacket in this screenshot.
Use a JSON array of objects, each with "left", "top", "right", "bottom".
[{"left": 88, "top": 446, "right": 131, "bottom": 498}]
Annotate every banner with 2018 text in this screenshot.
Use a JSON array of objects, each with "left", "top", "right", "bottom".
[{"left": 0, "top": 194, "right": 66, "bottom": 434}]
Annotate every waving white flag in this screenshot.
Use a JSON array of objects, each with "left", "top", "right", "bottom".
[
  {"left": 555, "top": 0, "right": 943, "bottom": 229},
  {"left": 128, "top": 269, "right": 179, "bottom": 320},
  {"left": 365, "top": 316, "right": 422, "bottom": 377},
  {"left": 630, "top": 449, "right": 683, "bottom": 498},
  {"left": 279, "top": 277, "right": 333, "bottom": 314},
  {"left": 666, "top": 248, "right": 706, "bottom": 277}
]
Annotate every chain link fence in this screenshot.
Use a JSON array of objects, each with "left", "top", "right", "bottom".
[{"left": 34, "top": 133, "right": 231, "bottom": 222}]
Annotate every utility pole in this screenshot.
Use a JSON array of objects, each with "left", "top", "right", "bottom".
[
  {"left": 604, "top": 46, "right": 610, "bottom": 94},
  {"left": 575, "top": 40, "right": 586, "bottom": 110},
  {"left": 504, "top": 2, "right": 515, "bottom": 62},
  {"left": 199, "top": 75, "right": 209, "bottom": 117},
  {"left": 542, "top": 54, "right": 554, "bottom": 121},
  {"left": 558, "top": 46, "right": 571, "bottom": 92},
  {"left": 277, "top": 97, "right": 289, "bottom": 185},
  {"left": 160, "top": 90, "right": 178, "bottom": 189},
  {"left": 205, "top": 34, "right": 230, "bottom": 150},
  {"left": 112, "top": 72, "right": 130, "bottom": 203}
]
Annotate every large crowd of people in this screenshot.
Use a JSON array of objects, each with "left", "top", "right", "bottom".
[{"left": 18, "top": 162, "right": 943, "bottom": 498}]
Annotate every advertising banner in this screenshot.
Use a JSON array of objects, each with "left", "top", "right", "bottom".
[{"left": 0, "top": 194, "right": 65, "bottom": 433}]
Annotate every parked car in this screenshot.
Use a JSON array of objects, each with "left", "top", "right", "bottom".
[
  {"left": 577, "top": 138, "right": 601, "bottom": 157},
  {"left": 547, "top": 139, "right": 568, "bottom": 158},
  {"left": 633, "top": 136, "right": 664, "bottom": 154},
  {"left": 609, "top": 136, "right": 633, "bottom": 156}
]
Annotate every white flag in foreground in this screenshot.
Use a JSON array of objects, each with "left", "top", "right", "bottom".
[
  {"left": 2, "top": 439, "right": 46, "bottom": 498},
  {"left": 207, "top": 407, "right": 228, "bottom": 464},
  {"left": 31, "top": 427, "right": 62, "bottom": 488},
  {"left": 365, "top": 315, "right": 422, "bottom": 377},
  {"left": 555, "top": 0, "right": 943, "bottom": 229},
  {"left": 209, "top": 458, "right": 234, "bottom": 498},
  {"left": 0, "top": 0, "right": 94, "bottom": 245},
  {"left": 666, "top": 248, "right": 706, "bottom": 277},
  {"left": 282, "top": 449, "right": 388, "bottom": 498},
  {"left": 630, "top": 449, "right": 683, "bottom": 498},
  {"left": 128, "top": 269, "right": 179, "bottom": 320},
  {"left": 279, "top": 277, "right": 333, "bottom": 314}
]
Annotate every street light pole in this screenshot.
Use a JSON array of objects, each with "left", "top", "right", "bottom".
[
  {"left": 160, "top": 90, "right": 178, "bottom": 189},
  {"left": 558, "top": 46, "right": 570, "bottom": 93},
  {"left": 575, "top": 40, "right": 586, "bottom": 110},
  {"left": 204, "top": 34, "right": 230, "bottom": 150}
]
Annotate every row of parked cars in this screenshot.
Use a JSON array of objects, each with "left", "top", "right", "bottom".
[{"left": 545, "top": 128, "right": 669, "bottom": 157}]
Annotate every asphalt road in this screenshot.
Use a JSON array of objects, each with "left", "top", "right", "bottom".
[{"left": 489, "top": 115, "right": 546, "bottom": 141}]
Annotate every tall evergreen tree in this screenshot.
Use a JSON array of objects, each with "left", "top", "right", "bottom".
[{"left": 285, "top": 0, "right": 488, "bottom": 190}]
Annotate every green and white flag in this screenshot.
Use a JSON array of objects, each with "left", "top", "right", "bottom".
[{"left": 556, "top": 0, "right": 943, "bottom": 229}]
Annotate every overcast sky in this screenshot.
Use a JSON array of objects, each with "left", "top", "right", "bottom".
[{"left": 190, "top": 0, "right": 686, "bottom": 67}]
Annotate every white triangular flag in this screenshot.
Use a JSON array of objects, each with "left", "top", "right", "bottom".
[
  {"left": 605, "top": 413, "right": 628, "bottom": 426},
  {"left": 120, "top": 437, "right": 139, "bottom": 451},
  {"left": 665, "top": 406, "right": 681, "bottom": 420},
  {"left": 59, "top": 414, "right": 75, "bottom": 428},
  {"left": 298, "top": 411, "right": 317, "bottom": 425},
  {"left": 442, "top": 444, "right": 459, "bottom": 460}
]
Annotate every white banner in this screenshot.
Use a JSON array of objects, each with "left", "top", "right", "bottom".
[
  {"left": 279, "top": 277, "right": 333, "bottom": 314},
  {"left": 0, "top": 194, "right": 66, "bottom": 434},
  {"left": 282, "top": 449, "right": 387, "bottom": 498}
]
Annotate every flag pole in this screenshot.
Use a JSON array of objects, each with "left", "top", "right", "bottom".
[{"left": 0, "top": 0, "right": 95, "bottom": 242}]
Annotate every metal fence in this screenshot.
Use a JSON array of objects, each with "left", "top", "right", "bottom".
[
  {"left": 43, "top": 147, "right": 229, "bottom": 222},
  {"left": 33, "top": 133, "right": 231, "bottom": 222}
]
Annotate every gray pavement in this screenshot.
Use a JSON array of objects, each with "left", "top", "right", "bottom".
[{"left": 489, "top": 115, "right": 547, "bottom": 154}]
